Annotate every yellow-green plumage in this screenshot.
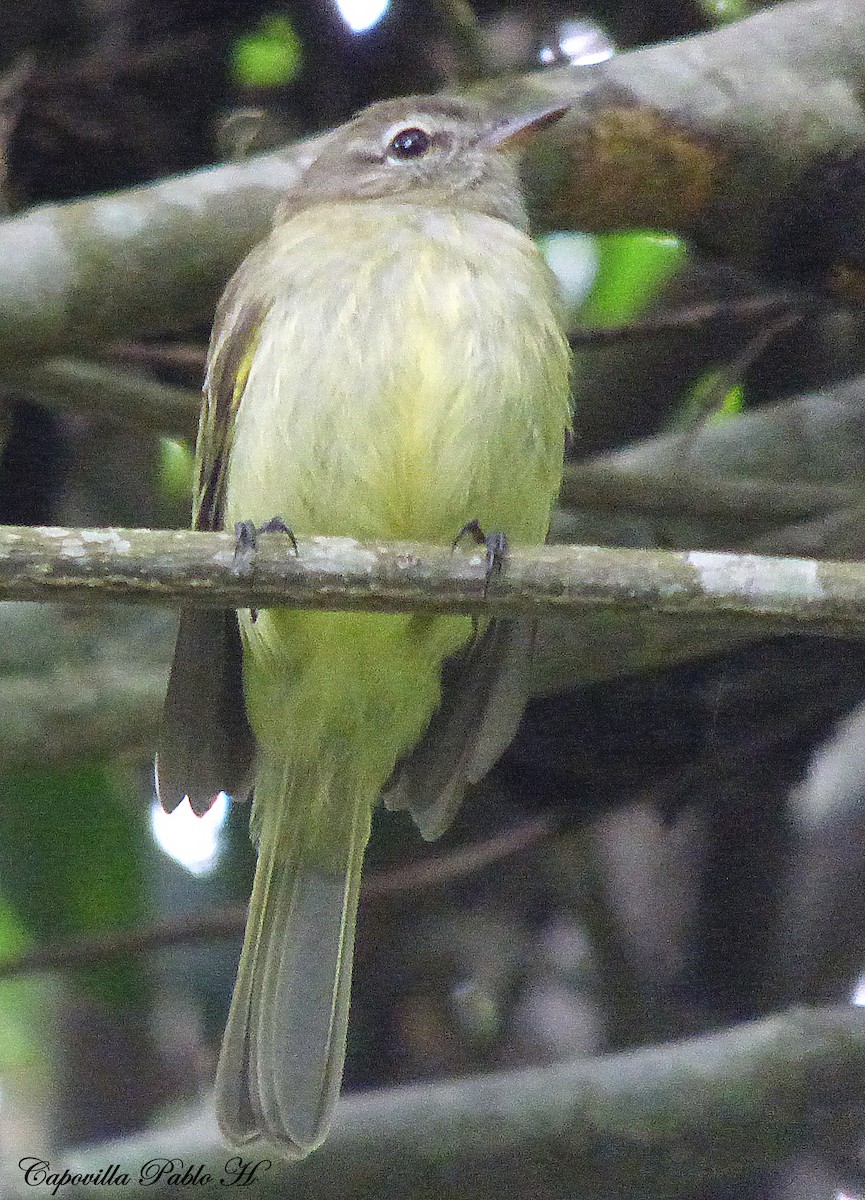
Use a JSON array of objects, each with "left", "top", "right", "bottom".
[
  {"left": 224, "top": 204, "right": 567, "bottom": 544},
  {"left": 218, "top": 199, "right": 569, "bottom": 1152},
  {"left": 158, "top": 95, "right": 572, "bottom": 1159}
]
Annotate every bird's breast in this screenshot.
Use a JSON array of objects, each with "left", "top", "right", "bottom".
[{"left": 224, "top": 202, "right": 571, "bottom": 546}]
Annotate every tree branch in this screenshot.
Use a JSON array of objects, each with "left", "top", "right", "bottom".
[
  {"left": 0, "top": 605, "right": 170, "bottom": 774},
  {"left": 0, "top": 525, "right": 863, "bottom": 637},
  {"left": 567, "top": 291, "right": 826, "bottom": 346},
  {"left": 519, "top": 0, "right": 865, "bottom": 266},
  {"left": 44, "top": 1006, "right": 865, "bottom": 1200},
  {"left": 0, "top": 1, "right": 860, "bottom": 364},
  {"left": 430, "top": 0, "right": 490, "bottom": 84},
  {"left": 0, "top": 358, "right": 199, "bottom": 436},
  {"left": 560, "top": 461, "right": 855, "bottom": 526}
]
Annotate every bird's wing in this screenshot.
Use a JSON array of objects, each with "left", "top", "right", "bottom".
[
  {"left": 383, "top": 618, "right": 533, "bottom": 840},
  {"left": 156, "top": 248, "right": 271, "bottom": 815},
  {"left": 194, "top": 243, "right": 270, "bottom": 533},
  {"left": 157, "top": 606, "right": 255, "bottom": 814}
]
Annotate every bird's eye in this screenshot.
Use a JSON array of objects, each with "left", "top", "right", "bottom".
[{"left": 387, "top": 127, "right": 431, "bottom": 160}]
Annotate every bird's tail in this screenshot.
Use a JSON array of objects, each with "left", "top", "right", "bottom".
[{"left": 215, "top": 751, "right": 372, "bottom": 1156}]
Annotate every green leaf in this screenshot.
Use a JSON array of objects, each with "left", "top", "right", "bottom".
[
  {"left": 0, "top": 764, "right": 150, "bottom": 1008},
  {"left": 158, "top": 436, "right": 193, "bottom": 506},
  {"left": 680, "top": 369, "right": 746, "bottom": 428},
  {"left": 232, "top": 15, "right": 302, "bottom": 89},
  {"left": 580, "top": 232, "right": 688, "bottom": 328},
  {"left": 0, "top": 897, "right": 47, "bottom": 1070},
  {"left": 698, "top": 0, "right": 754, "bottom": 25}
]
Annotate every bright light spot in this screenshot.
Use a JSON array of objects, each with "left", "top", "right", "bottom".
[
  {"left": 540, "top": 232, "right": 600, "bottom": 311},
  {"left": 560, "top": 34, "right": 613, "bottom": 66},
  {"left": 836, "top": 1192, "right": 864, "bottom": 1200},
  {"left": 335, "top": 0, "right": 389, "bottom": 33},
  {"left": 150, "top": 792, "right": 229, "bottom": 877},
  {"left": 852, "top": 973, "right": 865, "bottom": 1007},
  {"left": 539, "top": 20, "right": 615, "bottom": 68}
]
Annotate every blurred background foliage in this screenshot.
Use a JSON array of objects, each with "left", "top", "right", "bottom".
[{"left": 0, "top": 4, "right": 865, "bottom": 1199}]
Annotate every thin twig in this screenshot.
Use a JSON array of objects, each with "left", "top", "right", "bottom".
[
  {"left": 0, "top": 907, "right": 247, "bottom": 979},
  {"left": 364, "top": 814, "right": 555, "bottom": 896},
  {"left": 560, "top": 460, "right": 857, "bottom": 524},
  {"left": 0, "top": 817, "right": 555, "bottom": 980},
  {"left": 0, "top": 358, "right": 199, "bottom": 436},
  {"left": 569, "top": 292, "right": 820, "bottom": 347},
  {"left": 680, "top": 311, "right": 804, "bottom": 442},
  {"left": 107, "top": 340, "right": 207, "bottom": 377}
]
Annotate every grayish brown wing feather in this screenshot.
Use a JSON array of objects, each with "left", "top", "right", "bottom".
[
  {"left": 156, "top": 244, "right": 273, "bottom": 815},
  {"left": 195, "top": 241, "right": 271, "bottom": 533},
  {"left": 156, "top": 608, "right": 255, "bottom": 814},
  {"left": 383, "top": 619, "right": 533, "bottom": 840}
]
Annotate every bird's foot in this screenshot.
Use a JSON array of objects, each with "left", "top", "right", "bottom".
[
  {"left": 452, "top": 519, "right": 507, "bottom": 598},
  {"left": 232, "top": 517, "right": 298, "bottom": 574},
  {"left": 231, "top": 518, "right": 298, "bottom": 621}
]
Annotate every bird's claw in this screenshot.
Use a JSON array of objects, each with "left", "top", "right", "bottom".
[
  {"left": 231, "top": 517, "right": 298, "bottom": 576},
  {"left": 453, "top": 520, "right": 507, "bottom": 598},
  {"left": 232, "top": 519, "right": 298, "bottom": 625},
  {"left": 231, "top": 520, "right": 258, "bottom": 578}
]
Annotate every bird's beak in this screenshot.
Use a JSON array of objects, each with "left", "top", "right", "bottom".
[{"left": 480, "top": 105, "right": 569, "bottom": 150}]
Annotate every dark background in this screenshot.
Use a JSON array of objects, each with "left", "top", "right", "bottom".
[{"left": 0, "top": 5, "right": 862, "bottom": 1200}]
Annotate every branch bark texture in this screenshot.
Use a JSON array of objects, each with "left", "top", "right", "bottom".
[
  {"left": 41, "top": 1006, "right": 865, "bottom": 1200},
  {"left": 0, "top": 525, "right": 862, "bottom": 638},
  {"left": 521, "top": 0, "right": 865, "bottom": 265},
  {"left": 0, "top": 1, "right": 860, "bottom": 365}
]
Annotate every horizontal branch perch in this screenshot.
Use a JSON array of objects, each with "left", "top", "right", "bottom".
[
  {"left": 50, "top": 1006, "right": 865, "bottom": 1200},
  {"left": 0, "top": 525, "right": 864, "bottom": 636}
]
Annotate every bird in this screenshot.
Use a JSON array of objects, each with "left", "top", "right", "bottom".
[{"left": 157, "top": 93, "right": 572, "bottom": 1157}]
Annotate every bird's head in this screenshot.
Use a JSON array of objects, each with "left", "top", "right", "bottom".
[{"left": 283, "top": 95, "right": 567, "bottom": 228}]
